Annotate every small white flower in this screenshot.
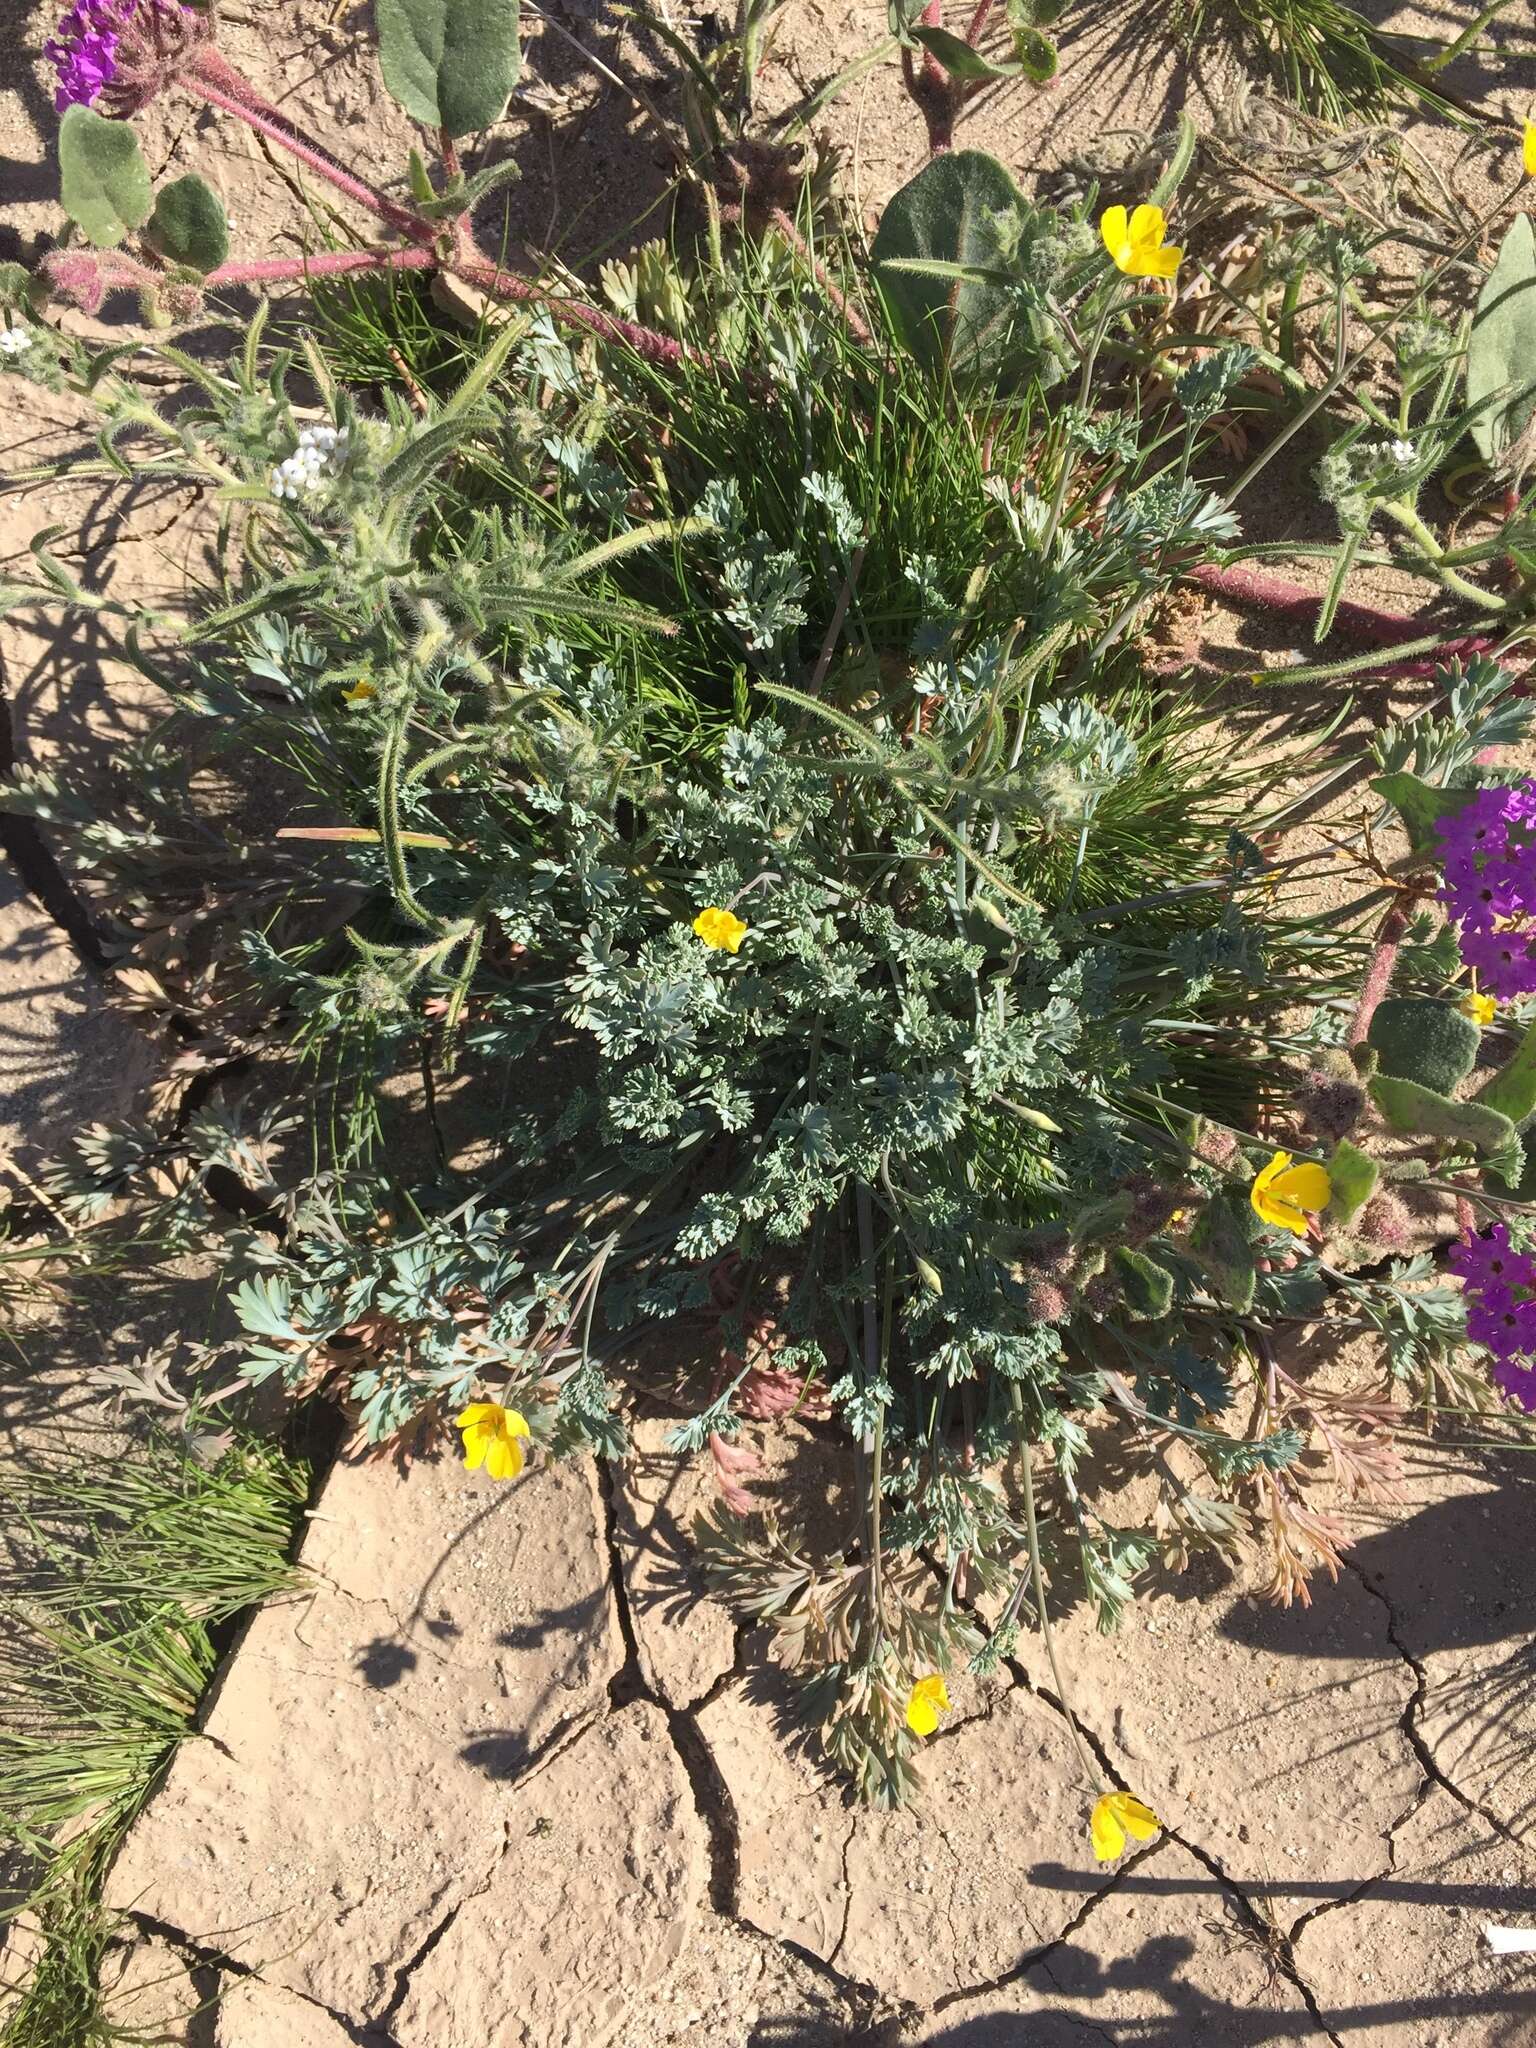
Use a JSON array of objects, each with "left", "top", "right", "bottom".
[
  {"left": 1389, "top": 438, "right": 1416, "bottom": 467},
  {"left": 0, "top": 327, "right": 34, "bottom": 359},
  {"left": 269, "top": 423, "right": 348, "bottom": 500}
]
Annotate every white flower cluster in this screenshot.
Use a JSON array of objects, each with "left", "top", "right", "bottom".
[
  {"left": 0, "top": 326, "right": 35, "bottom": 360},
  {"left": 269, "top": 422, "right": 347, "bottom": 500},
  {"left": 1389, "top": 438, "right": 1417, "bottom": 467}
]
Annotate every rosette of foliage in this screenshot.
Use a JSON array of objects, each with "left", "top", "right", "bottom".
[{"left": 6, "top": 131, "right": 1534, "bottom": 1802}]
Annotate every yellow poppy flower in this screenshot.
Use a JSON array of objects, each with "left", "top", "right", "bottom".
[
  {"left": 1249, "top": 1150, "right": 1332, "bottom": 1236},
  {"left": 456, "top": 1401, "right": 531, "bottom": 1481},
  {"left": 1524, "top": 121, "right": 1536, "bottom": 178},
  {"left": 905, "top": 1673, "right": 952, "bottom": 1737},
  {"left": 1461, "top": 990, "right": 1497, "bottom": 1027},
  {"left": 1100, "top": 203, "right": 1182, "bottom": 279},
  {"left": 342, "top": 680, "right": 376, "bottom": 703},
  {"left": 1090, "top": 1789, "right": 1160, "bottom": 1861},
  {"left": 692, "top": 906, "right": 748, "bottom": 953}
]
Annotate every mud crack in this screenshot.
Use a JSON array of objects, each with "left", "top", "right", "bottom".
[
  {"left": 597, "top": 1455, "right": 742, "bottom": 1917},
  {"left": 125, "top": 1910, "right": 395, "bottom": 2047},
  {"left": 1342, "top": 1554, "right": 1520, "bottom": 1849}
]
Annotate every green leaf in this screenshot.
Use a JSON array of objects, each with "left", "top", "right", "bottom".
[
  {"left": 1368, "top": 1074, "right": 1520, "bottom": 1184},
  {"left": 1189, "top": 1193, "right": 1258, "bottom": 1314},
  {"left": 1369, "top": 772, "right": 1480, "bottom": 857},
  {"left": 1110, "top": 1246, "right": 1174, "bottom": 1322},
  {"left": 1005, "top": 0, "right": 1062, "bottom": 76},
  {"left": 870, "top": 149, "right": 1028, "bottom": 383},
  {"left": 909, "top": 24, "right": 1022, "bottom": 78},
  {"left": 146, "top": 174, "right": 229, "bottom": 274},
  {"left": 1476, "top": 1013, "right": 1536, "bottom": 1124},
  {"left": 58, "top": 105, "right": 152, "bottom": 249},
  {"left": 1468, "top": 215, "right": 1536, "bottom": 463},
  {"left": 1325, "top": 1138, "right": 1379, "bottom": 1228},
  {"left": 375, "top": 0, "right": 522, "bottom": 138},
  {"left": 1367, "top": 996, "right": 1480, "bottom": 1096}
]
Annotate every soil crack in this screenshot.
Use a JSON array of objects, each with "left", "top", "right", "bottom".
[
  {"left": 597, "top": 1455, "right": 742, "bottom": 1916},
  {"left": 1341, "top": 1555, "right": 1519, "bottom": 1848},
  {"left": 125, "top": 1910, "right": 397, "bottom": 2047}
]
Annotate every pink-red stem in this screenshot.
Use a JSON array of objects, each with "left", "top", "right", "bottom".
[
  {"left": 186, "top": 49, "right": 434, "bottom": 242},
  {"left": 203, "top": 247, "right": 438, "bottom": 288},
  {"left": 1347, "top": 900, "right": 1413, "bottom": 1047}
]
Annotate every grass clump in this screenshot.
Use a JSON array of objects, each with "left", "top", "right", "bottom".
[{"left": 0, "top": 1436, "right": 307, "bottom": 2042}]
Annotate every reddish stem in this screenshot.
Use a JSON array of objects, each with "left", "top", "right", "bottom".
[
  {"left": 452, "top": 253, "right": 706, "bottom": 369},
  {"left": 768, "top": 207, "right": 874, "bottom": 347},
  {"left": 1347, "top": 900, "right": 1413, "bottom": 1047},
  {"left": 1188, "top": 561, "right": 1500, "bottom": 680},
  {"left": 899, "top": 0, "right": 959, "bottom": 154},
  {"left": 203, "top": 247, "right": 438, "bottom": 288},
  {"left": 964, "top": 0, "right": 997, "bottom": 41},
  {"left": 1189, "top": 562, "right": 1443, "bottom": 648},
  {"left": 185, "top": 49, "right": 433, "bottom": 242}
]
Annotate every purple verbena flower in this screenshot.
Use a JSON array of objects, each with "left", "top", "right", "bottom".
[
  {"left": 1436, "top": 779, "right": 1536, "bottom": 999},
  {"left": 1452, "top": 1222, "right": 1536, "bottom": 1400},
  {"left": 44, "top": 0, "right": 203, "bottom": 117},
  {"left": 1492, "top": 1356, "right": 1536, "bottom": 1412}
]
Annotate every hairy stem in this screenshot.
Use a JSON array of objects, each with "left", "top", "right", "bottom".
[
  {"left": 1346, "top": 898, "right": 1414, "bottom": 1047},
  {"left": 185, "top": 49, "right": 433, "bottom": 241},
  {"left": 203, "top": 247, "right": 438, "bottom": 288}
]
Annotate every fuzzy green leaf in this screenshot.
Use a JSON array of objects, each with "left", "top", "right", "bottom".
[
  {"left": 1325, "top": 1138, "right": 1379, "bottom": 1228},
  {"left": 910, "top": 24, "right": 1022, "bottom": 77},
  {"left": 1110, "top": 1246, "right": 1174, "bottom": 1322},
  {"left": 146, "top": 174, "right": 229, "bottom": 273},
  {"left": 1189, "top": 1194, "right": 1258, "bottom": 1314},
  {"left": 1369, "top": 772, "right": 1480, "bottom": 856},
  {"left": 58, "top": 106, "right": 152, "bottom": 249},
  {"left": 871, "top": 150, "right": 1028, "bottom": 383},
  {"left": 1468, "top": 215, "right": 1536, "bottom": 463},
  {"left": 1003, "top": 0, "right": 1059, "bottom": 81},
  {"left": 1367, "top": 996, "right": 1479, "bottom": 1096},
  {"left": 376, "top": 0, "right": 522, "bottom": 137},
  {"left": 1476, "top": 1013, "right": 1536, "bottom": 1124},
  {"left": 1368, "top": 1074, "right": 1521, "bottom": 1185}
]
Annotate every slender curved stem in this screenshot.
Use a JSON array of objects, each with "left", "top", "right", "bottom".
[{"left": 186, "top": 49, "right": 433, "bottom": 241}]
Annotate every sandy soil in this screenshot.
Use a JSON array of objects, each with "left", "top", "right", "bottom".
[{"left": 5, "top": 0, "right": 1536, "bottom": 2043}]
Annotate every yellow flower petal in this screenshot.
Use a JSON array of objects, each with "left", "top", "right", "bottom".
[
  {"left": 1148, "top": 242, "right": 1183, "bottom": 278},
  {"left": 1273, "top": 1159, "right": 1332, "bottom": 1213},
  {"left": 455, "top": 1400, "right": 530, "bottom": 1481},
  {"left": 342, "top": 680, "right": 375, "bottom": 702},
  {"left": 905, "top": 1673, "right": 952, "bottom": 1737},
  {"left": 1127, "top": 203, "right": 1166, "bottom": 248},
  {"left": 483, "top": 1433, "right": 526, "bottom": 1482},
  {"left": 1461, "top": 990, "right": 1497, "bottom": 1026},
  {"left": 1250, "top": 1150, "right": 1329, "bottom": 1236},
  {"left": 1090, "top": 1790, "right": 1160, "bottom": 1861},
  {"left": 692, "top": 906, "right": 748, "bottom": 953},
  {"left": 1099, "top": 204, "right": 1130, "bottom": 268},
  {"left": 1524, "top": 120, "right": 1536, "bottom": 179}
]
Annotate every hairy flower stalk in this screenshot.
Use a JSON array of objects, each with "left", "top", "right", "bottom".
[{"left": 45, "top": 0, "right": 209, "bottom": 115}]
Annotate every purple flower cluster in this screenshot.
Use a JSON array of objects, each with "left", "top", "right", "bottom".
[
  {"left": 44, "top": 0, "right": 186, "bottom": 113},
  {"left": 1436, "top": 781, "right": 1536, "bottom": 998},
  {"left": 1449, "top": 1223, "right": 1536, "bottom": 1410}
]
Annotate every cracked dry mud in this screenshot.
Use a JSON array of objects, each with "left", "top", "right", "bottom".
[{"left": 7, "top": 0, "right": 1536, "bottom": 2040}]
